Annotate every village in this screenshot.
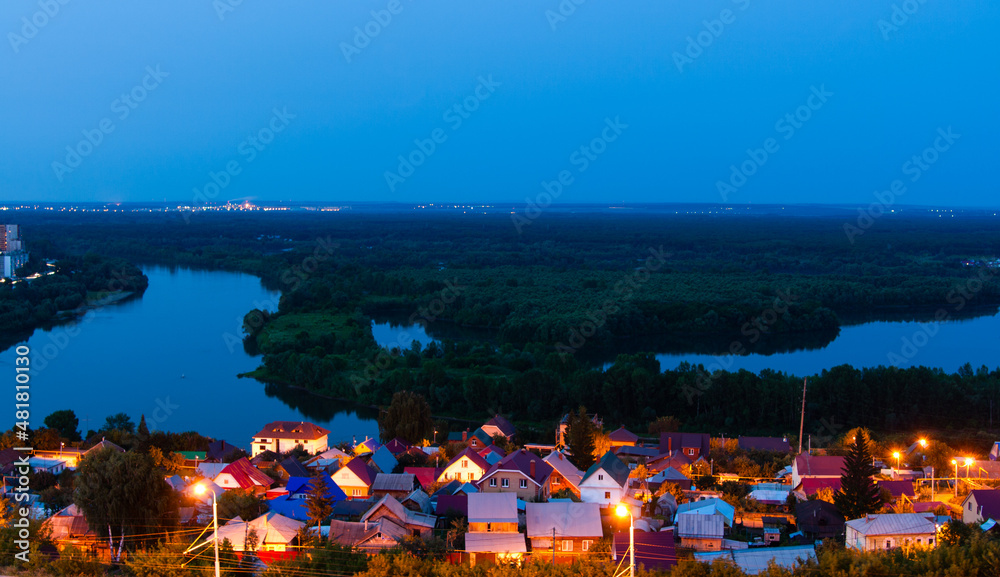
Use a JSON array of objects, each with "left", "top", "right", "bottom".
[{"left": 6, "top": 410, "right": 1000, "bottom": 576}]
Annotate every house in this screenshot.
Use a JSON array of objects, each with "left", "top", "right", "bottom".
[
  {"left": 481, "top": 415, "right": 516, "bottom": 441},
  {"left": 696, "top": 545, "right": 816, "bottom": 574},
  {"left": 438, "top": 447, "right": 490, "bottom": 484},
  {"left": 791, "top": 455, "right": 845, "bottom": 488},
  {"left": 660, "top": 432, "right": 711, "bottom": 461},
  {"left": 368, "top": 446, "right": 398, "bottom": 475},
  {"left": 274, "top": 457, "right": 310, "bottom": 480},
  {"left": 525, "top": 502, "right": 603, "bottom": 562},
  {"left": 383, "top": 438, "right": 412, "bottom": 456},
  {"left": 251, "top": 421, "right": 329, "bottom": 458},
  {"left": 796, "top": 501, "right": 845, "bottom": 541},
  {"left": 678, "top": 514, "right": 724, "bottom": 551},
  {"left": 479, "top": 445, "right": 506, "bottom": 466},
  {"left": 465, "top": 492, "right": 526, "bottom": 566},
  {"left": 333, "top": 457, "right": 378, "bottom": 499},
  {"left": 478, "top": 448, "right": 553, "bottom": 500},
  {"left": 400, "top": 488, "right": 432, "bottom": 514},
  {"left": 556, "top": 412, "right": 602, "bottom": 447},
  {"left": 329, "top": 518, "right": 410, "bottom": 553},
  {"left": 612, "top": 529, "right": 677, "bottom": 573},
  {"left": 647, "top": 451, "right": 693, "bottom": 474},
  {"left": 447, "top": 428, "right": 494, "bottom": 450},
  {"left": 543, "top": 451, "right": 583, "bottom": 498},
  {"left": 404, "top": 466, "right": 443, "bottom": 491},
  {"left": 207, "top": 440, "right": 243, "bottom": 462},
  {"left": 436, "top": 494, "right": 468, "bottom": 517},
  {"left": 28, "top": 457, "right": 66, "bottom": 475},
  {"left": 578, "top": 451, "right": 630, "bottom": 508},
  {"left": 738, "top": 436, "right": 792, "bottom": 453},
  {"left": 845, "top": 513, "right": 937, "bottom": 551},
  {"left": 306, "top": 447, "right": 351, "bottom": 472},
  {"left": 371, "top": 473, "right": 416, "bottom": 500},
  {"left": 43, "top": 504, "right": 99, "bottom": 556},
  {"left": 354, "top": 437, "right": 380, "bottom": 456},
  {"left": 214, "top": 457, "right": 274, "bottom": 494},
  {"left": 676, "top": 498, "right": 735, "bottom": 527},
  {"left": 84, "top": 439, "right": 125, "bottom": 455},
  {"left": 32, "top": 448, "right": 84, "bottom": 469},
  {"left": 878, "top": 480, "right": 916, "bottom": 502},
  {"left": 361, "top": 494, "right": 437, "bottom": 538},
  {"left": 207, "top": 512, "right": 305, "bottom": 557},
  {"left": 647, "top": 466, "right": 692, "bottom": 491},
  {"left": 793, "top": 478, "right": 841, "bottom": 500},
  {"left": 268, "top": 475, "right": 347, "bottom": 522},
  {"left": 961, "top": 489, "right": 1000, "bottom": 524},
  {"left": 608, "top": 426, "right": 639, "bottom": 448}
]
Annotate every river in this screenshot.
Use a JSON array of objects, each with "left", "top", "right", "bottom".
[{"left": 0, "top": 266, "right": 379, "bottom": 446}]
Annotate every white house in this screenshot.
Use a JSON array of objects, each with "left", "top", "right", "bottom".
[
  {"left": 251, "top": 421, "right": 329, "bottom": 457},
  {"left": 845, "top": 513, "right": 937, "bottom": 551},
  {"left": 578, "top": 451, "right": 630, "bottom": 508}
]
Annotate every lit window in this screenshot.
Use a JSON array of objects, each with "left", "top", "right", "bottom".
[
  {"left": 520, "top": 479, "right": 527, "bottom": 489},
  {"left": 605, "top": 491, "right": 611, "bottom": 499},
  {"left": 562, "top": 540, "right": 572, "bottom": 552},
  {"left": 463, "top": 460, "right": 468, "bottom": 468},
  {"left": 582, "top": 540, "right": 592, "bottom": 551},
  {"left": 353, "top": 489, "right": 361, "bottom": 496},
  {"left": 502, "top": 479, "right": 510, "bottom": 488}
]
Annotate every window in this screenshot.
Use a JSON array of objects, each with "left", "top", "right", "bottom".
[
  {"left": 520, "top": 479, "right": 527, "bottom": 489},
  {"left": 502, "top": 478, "right": 510, "bottom": 488},
  {"left": 916, "top": 538, "right": 921, "bottom": 544},
  {"left": 462, "top": 459, "right": 469, "bottom": 468},
  {"left": 968, "top": 502, "right": 973, "bottom": 510},
  {"left": 605, "top": 491, "right": 611, "bottom": 499},
  {"left": 259, "top": 445, "right": 266, "bottom": 451},
  {"left": 561, "top": 540, "right": 573, "bottom": 552},
  {"left": 598, "top": 474, "right": 604, "bottom": 481},
  {"left": 687, "top": 448, "right": 694, "bottom": 456},
  {"left": 490, "top": 478, "right": 497, "bottom": 487},
  {"left": 582, "top": 540, "right": 592, "bottom": 552},
  {"left": 352, "top": 489, "right": 362, "bottom": 496},
  {"left": 885, "top": 540, "right": 891, "bottom": 549},
  {"left": 928, "top": 539, "right": 933, "bottom": 545}
]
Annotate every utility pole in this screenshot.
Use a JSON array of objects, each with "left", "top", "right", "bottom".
[
  {"left": 552, "top": 527, "right": 555, "bottom": 565},
  {"left": 797, "top": 378, "right": 807, "bottom": 454}
]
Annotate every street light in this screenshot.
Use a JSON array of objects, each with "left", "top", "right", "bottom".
[
  {"left": 893, "top": 451, "right": 900, "bottom": 471},
  {"left": 952, "top": 459, "right": 959, "bottom": 497},
  {"left": 194, "top": 484, "right": 220, "bottom": 577},
  {"left": 964, "top": 457, "right": 974, "bottom": 479},
  {"left": 616, "top": 504, "right": 634, "bottom": 577},
  {"left": 918, "top": 439, "right": 927, "bottom": 448}
]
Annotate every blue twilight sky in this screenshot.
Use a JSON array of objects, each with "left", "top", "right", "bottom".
[{"left": 0, "top": 0, "right": 997, "bottom": 206}]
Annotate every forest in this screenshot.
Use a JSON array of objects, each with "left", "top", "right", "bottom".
[{"left": 7, "top": 205, "right": 1000, "bottom": 440}]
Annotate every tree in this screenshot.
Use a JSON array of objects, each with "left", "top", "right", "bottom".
[
  {"left": 101, "top": 412, "right": 135, "bottom": 434},
  {"left": 305, "top": 476, "right": 335, "bottom": 529},
  {"left": 377, "top": 390, "right": 433, "bottom": 444},
  {"left": 218, "top": 488, "right": 265, "bottom": 523},
  {"left": 44, "top": 409, "right": 81, "bottom": 442},
  {"left": 648, "top": 415, "right": 681, "bottom": 435},
  {"left": 74, "top": 449, "right": 176, "bottom": 562},
  {"left": 834, "top": 434, "right": 883, "bottom": 520},
  {"left": 565, "top": 406, "right": 597, "bottom": 471}
]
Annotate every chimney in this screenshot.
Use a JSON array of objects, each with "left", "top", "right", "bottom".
[
  {"left": 668, "top": 437, "right": 672, "bottom": 455},
  {"left": 530, "top": 461, "right": 536, "bottom": 479},
  {"left": 462, "top": 430, "right": 468, "bottom": 442}
]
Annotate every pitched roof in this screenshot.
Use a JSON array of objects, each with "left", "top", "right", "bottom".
[
  {"left": 444, "top": 447, "right": 490, "bottom": 473},
  {"left": 465, "top": 532, "right": 526, "bottom": 554},
  {"left": 525, "top": 502, "right": 602, "bottom": 539},
  {"left": 285, "top": 475, "right": 346, "bottom": 500},
  {"left": 966, "top": 489, "right": 1000, "bottom": 521},
  {"left": 401, "top": 488, "right": 431, "bottom": 514},
  {"left": 676, "top": 498, "right": 736, "bottom": 527},
  {"left": 794, "top": 455, "right": 846, "bottom": 477},
  {"left": 85, "top": 439, "right": 125, "bottom": 455},
  {"left": 252, "top": 421, "right": 330, "bottom": 441},
  {"left": 481, "top": 449, "right": 553, "bottom": 487},
  {"left": 436, "top": 494, "right": 468, "bottom": 517},
  {"left": 659, "top": 432, "right": 710, "bottom": 456},
  {"left": 796, "top": 477, "right": 842, "bottom": 496},
  {"left": 581, "top": 451, "right": 630, "bottom": 487},
  {"left": 543, "top": 451, "right": 584, "bottom": 489},
  {"left": 404, "top": 466, "right": 443, "bottom": 490},
  {"left": 795, "top": 500, "right": 845, "bottom": 532},
  {"left": 279, "top": 457, "right": 310, "bottom": 478},
  {"left": 739, "top": 436, "right": 793, "bottom": 453},
  {"left": 608, "top": 426, "right": 639, "bottom": 444},
  {"left": 207, "top": 440, "right": 242, "bottom": 462},
  {"left": 216, "top": 457, "right": 274, "bottom": 489},
  {"left": 355, "top": 437, "right": 381, "bottom": 454},
  {"left": 845, "top": 513, "right": 936, "bottom": 536},
  {"left": 372, "top": 473, "right": 416, "bottom": 493},
  {"left": 384, "top": 438, "right": 411, "bottom": 455},
  {"left": 484, "top": 415, "right": 515, "bottom": 437},
  {"left": 361, "top": 494, "right": 436, "bottom": 529},
  {"left": 696, "top": 545, "right": 817, "bottom": 574},
  {"left": 678, "top": 513, "right": 724, "bottom": 539},
  {"left": 468, "top": 492, "right": 518, "bottom": 524},
  {"left": 878, "top": 480, "right": 916, "bottom": 499},
  {"left": 613, "top": 529, "right": 677, "bottom": 572},
  {"left": 341, "top": 457, "right": 377, "bottom": 486},
  {"left": 369, "top": 446, "right": 398, "bottom": 474},
  {"left": 207, "top": 512, "right": 305, "bottom": 551}
]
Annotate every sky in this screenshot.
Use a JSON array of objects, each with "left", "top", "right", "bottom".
[{"left": 1, "top": 0, "right": 997, "bottom": 206}]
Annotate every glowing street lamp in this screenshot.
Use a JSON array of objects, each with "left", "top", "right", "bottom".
[
  {"left": 951, "top": 459, "right": 959, "bottom": 497},
  {"left": 918, "top": 439, "right": 927, "bottom": 448},
  {"left": 893, "top": 451, "right": 900, "bottom": 471},
  {"left": 194, "top": 484, "right": 220, "bottom": 577},
  {"left": 964, "top": 457, "right": 974, "bottom": 479},
  {"left": 616, "top": 504, "right": 634, "bottom": 577}
]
